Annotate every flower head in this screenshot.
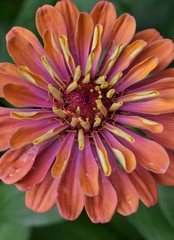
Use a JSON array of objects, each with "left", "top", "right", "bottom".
[{"left": 0, "top": 0, "right": 174, "bottom": 223}]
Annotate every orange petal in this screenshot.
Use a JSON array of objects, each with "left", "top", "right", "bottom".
[
  {"left": 102, "top": 129, "right": 136, "bottom": 173},
  {"left": 75, "top": 13, "right": 94, "bottom": 71},
  {"left": 117, "top": 126, "right": 169, "bottom": 174},
  {"left": 143, "top": 114, "right": 174, "bottom": 149},
  {"left": 10, "top": 120, "right": 60, "bottom": 149},
  {"left": 36, "top": 4, "right": 67, "bottom": 46},
  {"left": 3, "top": 84, "right": 50, "bottom": 108},
  {"left": 43, "top": 30, "right": 69, "bottom": 80},
  {"left": 78, "top": 137, "right": 99, "bottom": 196},
  {"left": 90, "top": 1, "right": 117, "bottom": 48},
  {"left": 16, "top": 139, "right": 61, "bottom": 191},
  {"left": 153, "top": 150, "right": 174, "bottom": 186},
  {"left": 6, "top": 26, "right": 44, "bottom": 56},
  {"left": 0, "top": 144, "right": 41, "bottom": 184},
  {"left": 55, "top": 0, "right": 79, "bottom": 60},
  {"left": 85, "top": 171, "right": 117, "bottom": 223},
  {"left": 121, "top": 98, "right": 174, "bottom": 115},
  {"left": 128, "top": 165, "right": 158, "bottom": 207},
  {"left": 25, "top": 171, "right": 58, "bottom": 213},
  {"left": 52, "top": 132, "right": 76, "bottom": 178},
  {"left": 133, "top": 39, "right": 174, "bottom": 73},
  {"left": 109, "top": 39, "right": 147, "bottom": 79},
  {"left": 57, "top": 143, "right": 84, "bottom": 220},
  {"left": 105, "top": 143, "right": 139, "bottom": 216},
  {"left": 118, "top": 57, "right": 158, "bottom": 91},
  {"left": 132, "top": 28, "right": 163, "bottom": 44}
]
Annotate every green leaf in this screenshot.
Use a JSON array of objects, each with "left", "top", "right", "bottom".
[
  {"left": 158, "top": 186, "right": 174, "bottom": 229},
  {"left": 0, "top": 184, "right": 64, "bottom": 226},
  {"left": 0, "top": 223, "right": 30, "bottom": 240},
  {"left": 127, "top": 203, "right": 174, "bottom": 240}
]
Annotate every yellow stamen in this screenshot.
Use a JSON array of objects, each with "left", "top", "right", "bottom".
[
  {"left": 76, "top": 106, "right": 81, "bottom": 114},
  {"left": 93, "top": 117, "right": 102, "bottom": 128},
  {"left": 105, "top": 123, "right": 135, "bottom": 143},
  {"left": 78, "top": 128, "right": 85, "bottom": 151},
  {"left": 48, "top": 84, "right": 64, "bottom": 104},
  {"left": 109, "top": 102, "right": 123, "bottom": 112},
  {"left": 66, "top": 81, "right": 78, "bottom": 94},
  {"left": 52, "top": 107, "right": 66, "bottom": 118},
  {"left": 59, "top": 35, "right": 75, "bottom": 74},
  {"left": 41, "top": 56, "right": 65, "bottom": 89},
  {"left": 85, "top": 52, "right": 94, "bottom": 76},
  {"left": 100, "top": 82, "right": 109, "bottom": 89},
  {"left": 102, "top": 44, "right": 124, "bottom": 75},
  {"left": 79, "top": 117, "right": 90, "bottom": 130},
  {"left": 95, "top": 99, "right": 108, "bottom": 117},
  {"left": 94, "top": 75, "right": 106, "bottom": 85},
  {"left": 70, "top": 117, "right": 79, "bottom": 127},
  {"left": 82, "top": 73, "right": 90, "bottom": 84},
  {"left": 106, "top": 89, "right": 115, "bottom": 99},
  {"left": 108, "top": 72, "right": 123, "bottom": 88},
  {"left": 95, "top": 86, "right": 102, "bottom": 94},
  {"left": 73, "top": 65, "right": 81, "bottom": 82}
]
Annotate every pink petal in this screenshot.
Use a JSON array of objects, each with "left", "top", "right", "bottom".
[
  {"left": 57, "top": 143, "right": 84, "bottom": 220},
  {"left": 132, "top": 28, "right": 163, "bottom": 44},
  {"left": 85, "top": 171, "right": 117, "bottom": 223},
  {"left": 128, "top": 165, "right": 158, "bottom": 207},
  {"left": 0, "top": 144, "right": 41, "bottom": 184},
  {"left": 78, "top": 137, "right": 99, "bottom": 196},
  {"left": 16, "top": 140, "right": 61, "bottom": 191},
  {"left": 25, "top": 171, "right": 58, "bottom": 213}
]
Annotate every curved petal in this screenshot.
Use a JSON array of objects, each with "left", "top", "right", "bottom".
[
  {"left": 6, "top": 26, "right": 44, "bottom": 56},
  {"left": 36, "top": 4, "right": 67, "bottom": 46},
  {"left": 132, "top": 28, "right": 163, "bottom": 44},
  {"left": 117, "top": 125, "right": 169, "bottom": 174},
  {"left": 57, "top": 143, "right": 84, "bottom": 220},
  {"left": 16, "top": 140, "right": 61, "bottom": 191},
  {"left": 128, "top": 165, "right": 158, "bottom": 207},
  {"left": 78, "top": 137, "right": 99, "bottom": 196},
  {"left": 3, "top": 84, "right": 50, "bottom": 108},
  {"left": 132, "top": 39, "right": 174, "bottom": 73},
  {"left": 85, "top": 171, "right": 117, "bottom": 223},
  {"left": 105, "top": 144, "right": 139, "bottom": 216},
  {"left": 90, "top": 1, "right": 117, "bottom": 48},
  {"left": 55, "top": 0, "right": 79, "bottom": 61},
  {"left": 0, "top": 144, "right": 41, "bottom": 184},
  {"left": 25, "top": 171, "right": 58, "bottom": 213},
  {"left": 153, "top": 150, "right": 174, "bottom": 185},
  {"left": 75, "top": 13, "right": 94, "bottom": 71}
]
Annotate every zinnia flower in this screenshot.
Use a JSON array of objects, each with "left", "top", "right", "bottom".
[{"left": 0, "top": 0, "right": 174, "bottom": 223}]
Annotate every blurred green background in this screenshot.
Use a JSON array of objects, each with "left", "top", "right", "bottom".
[{"left": 0, "top": 0, "right": 174, "bottom": 239}]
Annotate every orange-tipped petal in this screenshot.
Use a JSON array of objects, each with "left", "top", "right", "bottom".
[
  {"left": 153, "top": 150, "right": 174, "bottom": 186},
  {"left": 75, "top": 13, "right": 94, "bottom": 71},
  {"left": 128, "top": 165, "right": 158, "bottom": 207},
  {"left": 26, "top": 171, "right": 58, "bottom": 213},
  {"left": 120, "top": 98, "right": 174, "bottom": 115},
  {"left": 85, "top": 171, "right": 117, "bottom": 223},
  {"left": 133, "top": 39, "right": 174, "bottom": 73},
  {"left": 36, "top": 4, "right": 67, "bottom": 46},
  {"left": 102, "top": 129, "right": 136, "bottom": 173},
  {"left": 132, "top": 28, "right": 163, "bottom": 44},
  {"left": 0, "top": 144, "right": 41, "bottom": 184},
  {"left": 90, "top": 1, "right": 117, "bottom": 48},
  {"left": 117, "top": 126, "right": 169, "bottom": 174},
  {"left": 3, "top": 84, "right": 50, "bottom": 108},
  {"left": 52, "top": 132, "right": 76, "bottom": 178},
  {"left": 105, "top": 144, "right": 139, "bottom": 216},
  {"left": 6, "top": 26, "right": 44, "bottom": 56},
  {"left": 78, "top": 138, "right": 99, "bottom": 196},
  {"left": 57, "top": 144, "right": 84, "bottom": 220}
]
